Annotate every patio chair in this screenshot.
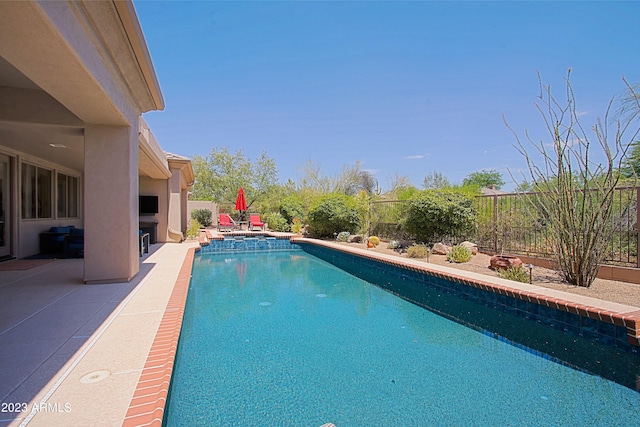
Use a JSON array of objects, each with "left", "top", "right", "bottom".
[
  {"left": 217, "top": 214, "right": 237, "bottom": 232},
  {"left": 249, "top": 214, "right": 265, "bottom": 231}
]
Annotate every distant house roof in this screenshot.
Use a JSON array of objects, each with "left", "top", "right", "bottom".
[{"left": 480, "top": 185, "right": 507, "bottom": 196}]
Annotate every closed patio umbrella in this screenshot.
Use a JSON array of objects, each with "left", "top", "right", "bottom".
[{"left": 235, "top": 188, "right": 247, "bottom": 223}]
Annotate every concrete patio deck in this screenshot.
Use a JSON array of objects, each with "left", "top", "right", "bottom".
[{"left": 0, "top": 241, "right": 198, "bottom": 426}]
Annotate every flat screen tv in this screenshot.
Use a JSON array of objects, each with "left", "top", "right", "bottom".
[{"left": 139, "top": 195, "right": 159, "bottom": 214}]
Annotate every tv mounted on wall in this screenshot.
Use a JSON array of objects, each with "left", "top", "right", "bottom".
[{"left": 139, "top": 195, "right": 159, "bottom": 215}]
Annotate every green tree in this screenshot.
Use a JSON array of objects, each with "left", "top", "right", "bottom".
[
  {"left": 297, "top": 160, "right": 378, "bottom": 196},
  {"left": 190, "top": 209, "right": 212, "bottom": 227},
  {"left": 191, "top": 148, "right": 277, "bottom": 210},
  {"left": 617, "top": 79, "right": 639, "bottom": 180},
  {"left": 383, "top": 173, "right": 418, "bottom": 199},
  {"left": 297, "top": 159, "right": 333, "bottom": 193},
  {"left": 621, "top": 140, "right": 640, "bottom": 178},
  {"left": 422, "top": 171, "right": 451, "bottom": 190},
  {"left": 514, "top": 181, "right": 533, "bottom": 193},
  {"left": 404, "top": 190, "right": 477, "bottom": 243},
  {"left": 462, "top": 169, "right": 505, "bottom": 189},
  {"left": 279, "top": 195, "right": 305, "bottom": 223},
  {"left": 307, "top": 193, "right": 361, "bottom": 238}
]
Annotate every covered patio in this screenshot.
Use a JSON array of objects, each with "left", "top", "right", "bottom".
[
  {"left": 0, "top": 242, "right": 197, "bottom": 426},
  {"left": 0, "top": 0, "right": 192, "bottom": 284}
]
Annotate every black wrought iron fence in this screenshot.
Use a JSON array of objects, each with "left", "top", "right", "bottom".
[
  {"left": 368, "top": 200, "right": 411, "bottom": 240},
  {"left": 369, "top": 188, "right": 639, "bottom": 268},
  {"left": 605, "top": 187, "right": 637, "bottom": 267},
  {"left": 475, "top": 192, "right": 551, "bottom": 257},
  {"left": 475, "top": 188, "right": 638, "bottom": 267}
]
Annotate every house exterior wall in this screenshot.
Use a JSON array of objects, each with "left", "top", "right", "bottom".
[
  {"left": 167, "top": 167, "right": 183, "bottom": 242},
  {"left": 187, "top": 201, "right": 217, "bottom": 227},
  {"left": 0, "top": 147, "right": 83, "bottom": 259},
  {"left": 139, "top": 175, "right": 169, "bottom": 243},
  {"left": 0, "top": 1, "right": 192, "bottom": 282}
]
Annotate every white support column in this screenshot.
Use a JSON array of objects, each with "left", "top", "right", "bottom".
[{"left": 84, "top": 123, "right": 139, "bottom": 283}]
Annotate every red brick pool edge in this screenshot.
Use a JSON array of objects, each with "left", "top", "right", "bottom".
[{"left": 122, "top": 247, "right": 195, "bottom": 427}]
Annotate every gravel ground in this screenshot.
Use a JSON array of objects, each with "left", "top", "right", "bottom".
[{"left": 336, "top": 241, "right": 640, "bottom": 308}]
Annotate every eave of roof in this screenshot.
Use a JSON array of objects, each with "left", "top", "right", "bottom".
[{"left": 113, "top": 0, "right": 164, "bottom": 112}]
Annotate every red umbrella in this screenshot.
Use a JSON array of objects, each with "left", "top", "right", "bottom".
[{"left": 235, "top": 187, "right": 247, "bottom": 212}]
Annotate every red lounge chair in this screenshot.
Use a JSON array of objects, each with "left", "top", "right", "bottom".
[
  {"left": 217, "top": 214, "right": 237, "bottom": 231},
  {"left": 249, "top": 214, "right": 265, "bottom": 231}
]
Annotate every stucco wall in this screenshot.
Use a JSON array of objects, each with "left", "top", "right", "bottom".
[
  {"left": 139, "top": 176, "right": 168, "bottom": 243},
  {"left": 187, "top": 200, "right": 217, "bottom": 227},
  {"left": 13, "top": 152, "right": 83, "bottom": 258},
  {"left": 20, "top": 219, "right": 83, "bottom": 257}
]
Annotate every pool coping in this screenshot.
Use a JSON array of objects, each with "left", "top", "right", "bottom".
[
  {"left": 122, "top": 247, "right": 195, "bottom": 427},
  {"left": 123, "top": 237, "right": 640, "bottom": 426}
]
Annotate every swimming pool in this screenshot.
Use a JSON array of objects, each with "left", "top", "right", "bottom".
[{"left": 165, "top": 249, "right": 640, "bottom": 426}]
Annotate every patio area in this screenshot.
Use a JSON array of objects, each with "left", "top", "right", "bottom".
[{"left": 0, "top": 241, "right": 198, "bottom": 426}]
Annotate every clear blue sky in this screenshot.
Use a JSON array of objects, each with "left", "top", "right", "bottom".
[{"left": 134, "top": 0, "right": 640, "bottom": 192}]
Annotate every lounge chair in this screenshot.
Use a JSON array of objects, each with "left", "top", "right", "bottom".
[
  {"left": 217, "top": 214, "right": 237, "bottom": 231},
  {"left": 249, "top": 214, "right": 265, "bottom": 231}
]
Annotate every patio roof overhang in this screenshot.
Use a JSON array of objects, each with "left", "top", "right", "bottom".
[{"left": 0, "top": 0, "right": 168, "bottom": 178}]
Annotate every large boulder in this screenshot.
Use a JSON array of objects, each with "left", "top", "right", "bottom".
[
  {"left": 460, "top": 241, "right": 478, "bottom": 255},
  {"left": 432, "top": 242, "right": 452, "bottom": 255},
  {"left": 490, "top": 255, "right": 523, "bottom": 270}
]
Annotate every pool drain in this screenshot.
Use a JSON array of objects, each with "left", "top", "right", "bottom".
[{"left": 80, "top": 370, "right": 110, "bottom": 384}]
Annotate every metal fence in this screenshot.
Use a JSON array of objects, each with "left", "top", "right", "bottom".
[
  {"left": 369, "top": 200, "right": 412, "bottom": 241},
  {"left": 368, "top": 187, "right": 639, "bottom": 268}
]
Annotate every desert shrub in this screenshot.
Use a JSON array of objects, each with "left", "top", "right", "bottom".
[
  {"left": 353, "top": 190, "right": 371, "bottom": 235},
  {"left": 337, "top": 231, "right": 350, "bottom": 242},
  {"left": 264, "top": 212, "right": 289, "bottom": 232},
  {"left": 497, "top": 266, "right": 530, "bottom": 283},
  {"left": 446, "top": 244, "right": 472, "bottom": 263},
  {"left": 387, "top": 240, "right": 400, "bottom": 249},
  {"left": 404, "top": 190, "right": 477, "bottom": 243},
  {"left": 509, "top": 73, "right": 639, "bottom": 287},
  {"left": 368, "top": 236, "right": 380, "bottom": 246},
  {"left": 280, "top": 196, "right": 305, "bottom": 224},
  {"left": 407, "top": 244, "right": 428, "bottom": 258},
  {"left": 307, "top": 194, "right": 360, "bottom": 238},
  {"left": 291, "top": 218, "right": 303, "bottom": 234},
  {"left": 190, "top": 209, "right": 212, "bottom": 227},
  {"left": 186, "top": 219, "right": 201, "bottom": 239}
]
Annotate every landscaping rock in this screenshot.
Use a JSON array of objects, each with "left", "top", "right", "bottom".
[
  {"left": 432, "top": 242, "right": 452, "bottom": 255},
  {"left": 348, "top": 234, "right": 363, "bottom": 243},
  {"left": 460, "top": 241, "right": 478, "bottom": 255},
  {"left": 490, "top": 255, "right": 523, "bottom": 270},
  {"left": 387, "top": 240, "right": 400, "bottom": 249}
]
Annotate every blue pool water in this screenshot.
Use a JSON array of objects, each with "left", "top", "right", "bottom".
[{"left": 165, "top": 250, "right": 640, "bottom": 426}]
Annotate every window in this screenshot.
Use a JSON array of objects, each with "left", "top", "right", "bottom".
[
  {"left": 21, "top": 163, "right": 52, "bottom": 219},
  {"left": 57, "top": 173, "right": 78, "bottom": 218}
]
